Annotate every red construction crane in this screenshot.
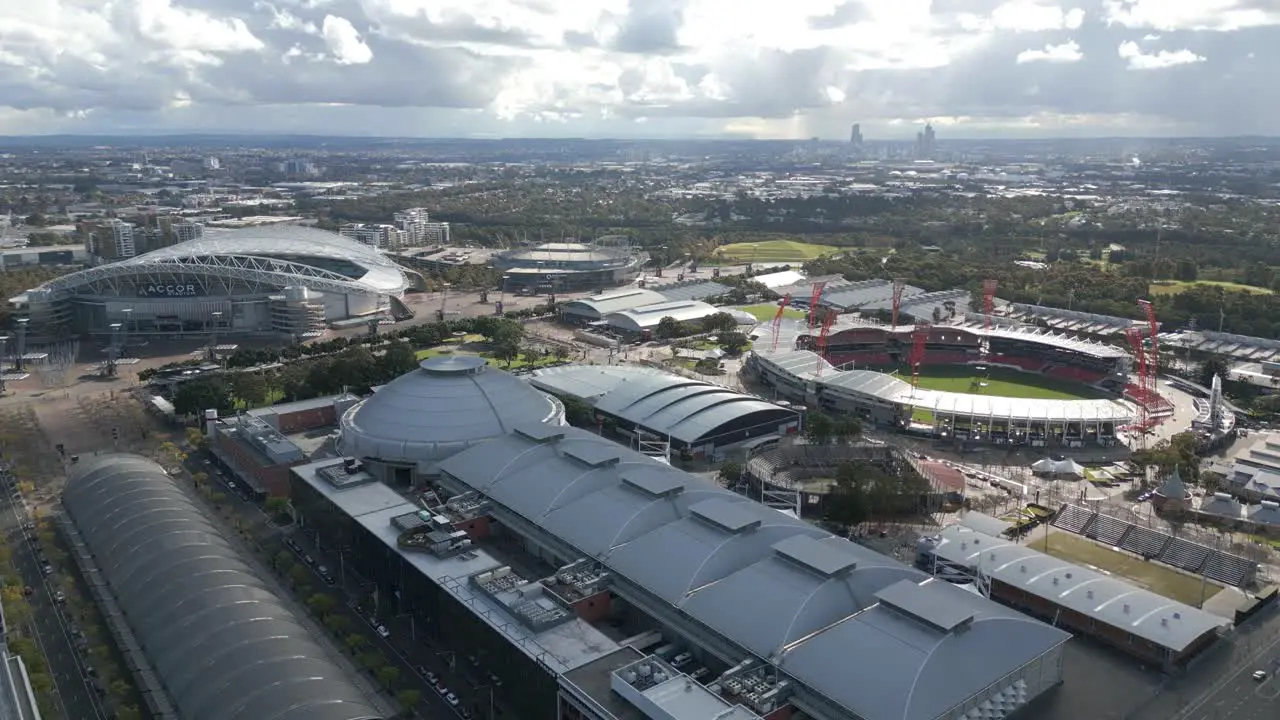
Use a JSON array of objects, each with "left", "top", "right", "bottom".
[
  {"left": 770, "top": 294, "right": 792, "bottom": 352},
  {"left": 909, "top": 322, "right": 930, "bottom": 389},
  {"left": 808, "top": 281, "right": 828, "bottom": 331},
  {"left": 1124, "top": 326, "right": 1149, "bottom": 432},
  {"left": 816, "top": 311, "right": 837, "bottom": 376},
  {"left": 982, "top": 279, "right": 998, "bottom": 331},
  {"left": 1137, "top": 299, "right": 1159, "bottom": 386},
  {"left": 891, "top": 278, "right": 907, "bottom": 328}
]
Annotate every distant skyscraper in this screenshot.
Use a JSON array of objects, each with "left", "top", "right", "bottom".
[
  {"left": 915, "top": 122, "right": 937, "bottom": 159},
  {"left": 849, "top": 123, "right": 863, "bottom": 146}
]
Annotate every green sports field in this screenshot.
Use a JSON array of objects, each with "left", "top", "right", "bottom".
[
  {"left": 714, "top": 240, "right": 841, "bottom": 264},
  {"left": 1149, "top": 279, "right": 1272, "bottom": 296},
  {"left": 1030, "top": 532, "right": 1221, "bottom": 606},
  {"left": 881, "top": 365, "right": 1110, "bottom": 400},
  {"left": 741, "top": 303, "right": 805, "bottom": 322}
]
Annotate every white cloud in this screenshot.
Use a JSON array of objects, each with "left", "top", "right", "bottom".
[
  {"left": 1118, "top": 40, "right": 1205, "bottom": 69},
  {"left": 322, "top": 15, "right": 373, "bottom": 64},
  {"left": 1016, "top": 40, "right": 1083, "bottom": 64},
  {"left": 960, "top": 2, "right": 1086, "bottom": 33},
  {"left": 1103, "top": 0, "right": 1280, "bottom": 32},
  {"left": 134, "top": 0, "right": 264, "bottom": 53}
]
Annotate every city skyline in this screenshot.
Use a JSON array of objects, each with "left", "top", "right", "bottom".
[{"left": 1, "top": 1, "right": 1278, "bottom": 139}]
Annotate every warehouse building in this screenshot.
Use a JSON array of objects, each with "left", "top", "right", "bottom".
[
  {"left": 917, "top": 523, "right": 1230, "bottom": 669},
  {"left": 61, "top": 454, "right": 383, "bottom": 720},
  {"left": 530, "top": 365, "right": 800, "bottom": 457},
  {"left": 603, "top": 300, "right": 721, "bottom": 337},
  {"left": 291, "top": 424, "right": 1071, "bottom": 720}
]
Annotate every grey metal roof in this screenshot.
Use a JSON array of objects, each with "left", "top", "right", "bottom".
[
  {"left": 530, "top": 365, "right": 796, "bottom": 445},
  {"left": 929, "top": 525, "right": 1229, "bottom": 652},
  {"left": 435, "top": 426, "right": 1070, "bottom": 720},
  {"left": 62, "top": 454, "right": 381, "bottom": 720},
  {"left": 339, "top": 356, "right": 563, "bottom": 467},
  {"left": 821, "top": 279, "right": 922, "bottom": 310},
  {"left": 561, "top": 289, "right": 667, "bottom": 320},
  {"left": 653, "top": 280, "right": 733, "bottom": 302},
  {"left": 604, "top": 300, "right": 720, "bottom": 332}
]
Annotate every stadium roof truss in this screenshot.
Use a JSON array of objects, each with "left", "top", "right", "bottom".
[{"left": 41, "top": 253, "right": 382, "bottom": 299}]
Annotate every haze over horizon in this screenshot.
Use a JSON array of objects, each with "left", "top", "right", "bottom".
[{"left": 2, "top": 0, "right": 1278, "bottom": 140}]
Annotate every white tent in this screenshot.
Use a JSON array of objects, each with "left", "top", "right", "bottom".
[{"left": 1031, "top": 457, "right": 1085, "bottom": 477}]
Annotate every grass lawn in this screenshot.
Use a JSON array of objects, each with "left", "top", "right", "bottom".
[
  {"left": 741, "top": 303, "right": 806, "bottom": 322},
  {"left": 714, "top": 240, "right": 841, "bottom": 264},
  {"left": 1149, "top": 280, "right": 1273, "bottom": 296},
  {"left": 1030, "top": 532, "right": 1222, "bottom": 606},
  {"left": 414, "top": 345, "right": 559, "bottom": 370},
  {"left": 233, "top": 388, "right": 285, "bottom": 410},
  {"left": 883, "top": 365, "right": 1111, "bottom": 400}
]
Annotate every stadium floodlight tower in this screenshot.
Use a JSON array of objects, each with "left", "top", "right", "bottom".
[
  {"left": 891, "top": 278, "right": 907, "bottom": 328},
  {"left": 909, "top": 322, "right": 930, "bottom": 391}
]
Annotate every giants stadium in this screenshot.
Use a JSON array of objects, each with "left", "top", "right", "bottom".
[
  {"left": 9, "top": 225, "right": 419, "bottom": 338},
  {"left": 747, "top": 318, "right": 1138, "bottom": 448},
  {"left": 493, "top": 236, "right": 647, "bottom": 293}
]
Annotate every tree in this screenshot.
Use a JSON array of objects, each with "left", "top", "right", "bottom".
[
  {"left": 396, "top": 689, "right": 422, "bottom": 711},
  {"left": 274, "top": 550, "right": 293, "bottom": 569},
  {"left": 345, "top": 634, "right": 369, "bottom": 654},
  {"left": 379, "top": 340, "right": 418, "bottom": 378},
  {"left": 656, "top": 315, "right": 682, "bottom": 339},
  {"left": 172, "top": 377, "right": 234, "bottom": 416},
  {"left": 701, "top": 312, "right": 737, "bottom": 334},
  {"left": 1199, "top": 354, "right": 1229, "bottom": 388},
  {"left": 718, "top": 462, "right": 743, "bottom": 486},
  {"left": 115, "top": 706, "right": 143, "bottom": 720},
  {"left": 209, "top": 491, "right": 227, "bottom": 509},
  {"left": 289, "top": 565, "right": 311, "bottom": 588},
  {"left": 805, "top": 410, "right": 836, "bottom": 445},
  {"left": 359, "top": 651, "right": 385, "bottom": 671},
  {"left": 185, "top": 426, "right": 207, "bottom": 449},
  {"left": 493, "top": 342, "right": 520, "bottom": 368},
  {"left": 324, "top": 614, "right": 350, "bottom": 635},
  {"left": 718, "top": 331, "right": 750, "bottom": 354},
  {"left": 552, "top": 345, "right": 570, "bottom": 362},
  {"left": 265, "top": 496, "right": 291, "bottom": 521},
  {"left": 231, "top": 372, "right": 270, "bottom": 408},
  {"left": 307, "top": 593, "right": 336, "bottom": 617},
  {"left": 377, "top": 665, "right": 401, "bottom": 688}
]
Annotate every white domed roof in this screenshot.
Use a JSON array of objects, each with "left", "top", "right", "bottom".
[{"left": 338, "top": 355, "right": 563, "bottom": 467}]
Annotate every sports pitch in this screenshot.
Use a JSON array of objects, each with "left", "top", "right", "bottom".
[
  {"left": 880, "top": 365, "right": 1111, "bottom": 401},
  {"left": 1030, "top": 532, "right": 1222, "bottom": 606},
  {"left": 714, "top": 240, "right": 841, "bottom": 264}
]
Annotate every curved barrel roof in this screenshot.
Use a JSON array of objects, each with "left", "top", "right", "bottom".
[
  {"left": 339, "top": 355, "right": 564, "bottom": 467},
  {"left": 436, "top": 425, "right": 1070, "bottom": 720},
  {"left": 530, "top": 365, "right": 797, "bottom": 445},
  {"left": 62, "top": 454, "right": 382, "bottom": 720}
]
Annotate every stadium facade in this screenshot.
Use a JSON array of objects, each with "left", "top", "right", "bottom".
[
  {"left": 9, "top": 225, "right": 418, "bottom": 338},
  {"left": 747, "top": 319, "right": 1136, "bottom": 447},
  {"left": 493, "top": 237, "right": 646, "bottom": 292}
]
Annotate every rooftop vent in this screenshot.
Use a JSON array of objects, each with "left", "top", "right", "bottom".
[
  {"left": 562, "top": 443, "right": 623, "bottom": 468},
  {"left": 514, "top": 423, "right": 567, "bottom": 443},
  {"left": 621, "top": 469, "right": 685, "bottom": 498},
  {"left": 690, "top": 499, "right": 761, "bottom": 534},
  {"left": 1123, "top": 603, "right": 1130, "bottom": 614},
  {"left": 1086, "top": 589, "right": 1094, "bottom": 599},
  {"left": 773, "top": 535, "right": 857, "bottom": 578},
  {"left": 419, "top": 354, "right": 486, "bottom": 376}
]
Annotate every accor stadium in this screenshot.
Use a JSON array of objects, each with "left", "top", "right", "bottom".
[
  {"left": 493, "top": 236, "right": 647, "bottom": 292},
  {"left": 9, "top": 225, "right": 419, "bottom": 338},
  {"left": 747, "top": 318, "right": 1138, "bottom": 448}
]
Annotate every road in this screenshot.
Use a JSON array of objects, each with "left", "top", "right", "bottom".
[{"left": 2, "top": 475, "right": 103, "bottom": 720}]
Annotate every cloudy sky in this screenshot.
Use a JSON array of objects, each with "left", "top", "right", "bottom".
[{"left": 1, "top": 0, "right": 1278, "bottom": 139}]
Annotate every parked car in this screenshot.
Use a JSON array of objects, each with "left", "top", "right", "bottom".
[
  {"left": 319, "top": 571, "right": 336, "bottom": 586},
  {"left": 285, "top": 538, "right": 300, "bottom": 552},
  {"left": 53, "top": 591, "right": 66, "bottom": 604},
  {"left": 1253, "top": 670, "right": 1268, "bottom": 681},
  {"left": 375, "top": 625, "right": 390, "bottom": 639},
  {"left": 444, "top": 693, "right": 460, "bottom": 707}
]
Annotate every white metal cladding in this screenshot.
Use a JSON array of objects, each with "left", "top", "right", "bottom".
[
  {"left": 39, "top": 225, "right": 410, "bottom": 299},
  {"left": 930, "top": 525, "right": 1230, "bottom": 652},
  {"left": 435, "top": 426, "right": 1070, "bottom": 720},
  {"left": 62, "top": 454, "right": 382, "bottom": 720},
  {"left": 560, "top": 289, "right": 667, "bottom": 319},
  {"left": 604, "top": 300, "right": 720, "bottom": 332}
]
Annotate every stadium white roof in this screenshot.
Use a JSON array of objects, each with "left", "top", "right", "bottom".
[
  {"left": 749, "top": 270, "right": 806, "bottom": 289},
  {"left": 339, "top": 356, "right": 564, "bottom": 468},
  {"left": 34, "top": 224, "right": 412, "bottom": 297},
  {"left": 529, "top": 365, "right": 797, "bottom": 445},
  {"left": 604, "top": 300, "right": 720, "bottom": 332},
  {"left": 928, "top": 525, "right": 1229, "bottom": 652},
  {"left": 561, "top": 289, "right": 668, "bottom": 319},
  {"left": 436, "top": 425, "right": 1070, "bottom": 720}
]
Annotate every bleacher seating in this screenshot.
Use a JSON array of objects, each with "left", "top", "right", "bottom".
[
  {"left": 1052, "top": 504, "right": 1097, "bottom": 535},
  {"left": 1159, "top": 538, "right": 1211, "bottom": 573},
  {"left": 921, "top": 352, "right": 972, "bottom": 366},
  {"left": 1086, "top": 513, "right": 1131, "bottom": 546},
  {"left": 827, "top": 351, "right": 892, "bottom": 367},
  {"left": 1200, "top": 551, "right": 1257, "bottom": 588},
  {"left": 1120, "top": 526, "right": 1170, "bottom": 558},
  {"left": 982, "top": 355, "right": 1046, "bottom": 372}
]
